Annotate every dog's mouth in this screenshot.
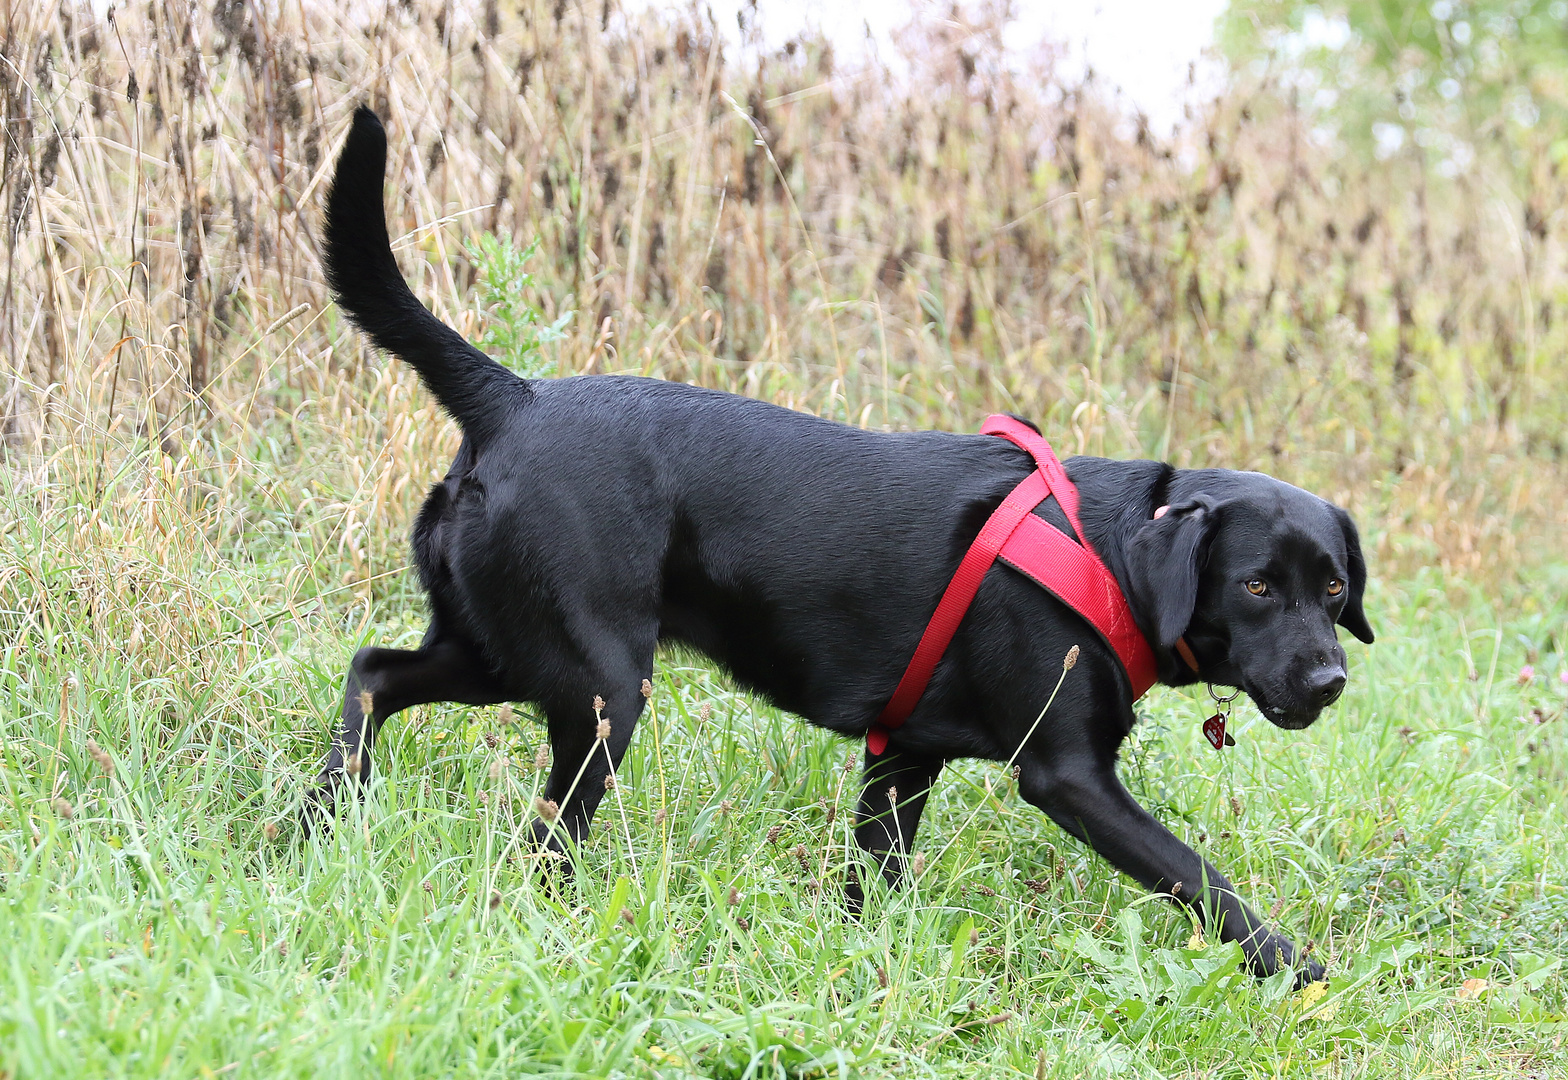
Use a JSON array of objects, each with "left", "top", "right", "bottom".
[
  {"left": 1263, "top": 708, "right": 1320, "bottom": 731},
  {"left": 1244, "top": 684, "right": 1326, "bottom": 731}
]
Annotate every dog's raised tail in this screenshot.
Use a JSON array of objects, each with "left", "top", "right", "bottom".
[{"left": 324, "top": 106, "right": 527, "bottom": 442}]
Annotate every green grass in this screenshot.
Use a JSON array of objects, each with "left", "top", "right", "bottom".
[
  {"left": 1, "top": 421, "right": 1565, "bottom": 1079},
  {"left": 7, "top": 3, "right": 1567, "bottom": 1072}
]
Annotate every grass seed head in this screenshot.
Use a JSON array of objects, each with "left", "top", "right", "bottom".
[
  {"left": 1064, "top": 645, "right": 1080, "bottom": 670},
  {"left": 596, "top": 717, "right": 611, "bottom": 741},
  {"left": 592, "top": 694, "right": 605, "bottom": 712},
  {"left": 53, "top": 797, "right": 74, "bottom": 820},
  {"left": 534, "top": 796, "right": 559, "bottom": 822},
  {"left": 358, "top": 690, "right": 374, "bottom": 718},
  {"left": 533, "top": 744, "right": 550, "bottom": 771},
  {"left": 911, "top": 851, "right": 926, "bottom": 876},
  {"left": 766, "top": 823, "right": 783, "bottom": 844},
  {"left": 346, "top": 753, "right": 361, "bottom": 777},
  {"left": 86, "top": 738, "right": 114, "bottom": 775},
  {"left": 640, "top": 678, "right": 653, "bottom": 698},
  {"left": 603, "top": 772, "right": 616, "bottom": 790},
  {"left": 497, "top": 703, "right": 514, "bottom": 726}
]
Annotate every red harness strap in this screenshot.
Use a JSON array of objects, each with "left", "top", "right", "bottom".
[{"left": 867, "top": 415, "right": 1158, "bottom": 755}]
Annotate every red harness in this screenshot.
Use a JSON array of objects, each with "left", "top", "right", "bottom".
[{"left": 867, "top": 415, "right": 1158, "bottom": 755}]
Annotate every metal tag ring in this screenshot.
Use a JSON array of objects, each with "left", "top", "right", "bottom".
[{"left": 1207, "top": 684, "right": 1242, "bottom": 706}]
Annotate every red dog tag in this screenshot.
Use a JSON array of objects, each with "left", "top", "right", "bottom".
[{"left": 1203, "top": 713, "right": 1228, "bottom": 750}]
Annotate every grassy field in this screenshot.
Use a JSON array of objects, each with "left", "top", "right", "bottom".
[
  {"left": 4, "top": 0, "right": 1568, "bottom": 1076},
  {"left": 1, "top": 415, "right": 1566, "bottom": 1078}
]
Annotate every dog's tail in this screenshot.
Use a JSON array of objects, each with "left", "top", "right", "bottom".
[{"left": 323, "top": 106, "right": 527, "bottom": 443}]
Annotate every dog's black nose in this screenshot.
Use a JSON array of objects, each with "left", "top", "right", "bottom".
[{"left": 1307, "top": 667, "right": 1346, "bottom": 706}]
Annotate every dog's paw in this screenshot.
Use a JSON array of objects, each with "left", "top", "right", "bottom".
[
  {"left": 1242, "top": 934, "right": 1313, "bottom": 982},
  {"left": 842, "top": 871, "right": 867, "bottom": 918},
  {"left": 1293, "top": 958, "right": 1328, "bottom": 990},
  {"left": 526, "top": 817, "right": 578, "bottom": 893},
  {"left": 300, "top": 771, "right": 348, "bottom": 836}
]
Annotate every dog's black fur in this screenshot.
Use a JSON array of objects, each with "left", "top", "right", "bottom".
[{"left": 313, "top": 107, "right": 1373, "bottom": 985}]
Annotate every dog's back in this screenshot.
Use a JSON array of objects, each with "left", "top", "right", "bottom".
[{"left": 401, "top": 366, "right": 1033, "bottom": 726}]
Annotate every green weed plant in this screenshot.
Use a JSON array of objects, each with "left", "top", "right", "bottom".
[{"left": 467, "top": 234, "right": 573, "bottom": 380}]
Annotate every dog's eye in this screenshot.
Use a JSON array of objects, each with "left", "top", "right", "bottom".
[
  {"left": 1327, "top": 579, "right": 1344, "bottom": 597},
  {"left": 1245, "top": 579, "right": 1268, "bottom": 596}
]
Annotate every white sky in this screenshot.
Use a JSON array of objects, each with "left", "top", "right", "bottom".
[{"left": 693, "top": 0, "right": 1231, "bottom": 133}]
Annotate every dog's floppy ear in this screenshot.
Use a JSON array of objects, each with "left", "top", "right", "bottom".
[
  {"left": 1125, "top": 495, "right": 1221, "bottom": 649},
  {"left": 1331, "top": 506, "right": 1375, "bottom": 644}
]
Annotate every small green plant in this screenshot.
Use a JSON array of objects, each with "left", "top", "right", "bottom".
[{"left": 466, "top": 233, "right": 573, "bottom": 379}]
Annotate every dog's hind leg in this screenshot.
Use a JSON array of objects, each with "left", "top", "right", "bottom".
[
  {"left": 844, "top": 747, "right": 946, "bottom": 914},
  {"left": 307, "top": 623, "right": 506, "bottom": 822},
  {"left": 528, "top": 657, "right": 654, "bottom": 864}
]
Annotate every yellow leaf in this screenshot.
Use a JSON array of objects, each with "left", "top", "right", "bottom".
[
  {"left": 1458, "top": 978, "right": 1488, "bottom": 1000},
  {"left": 649, "top": 1045, "right": 688, "bottom": 1067},
  {"left": 1297, "top": 980, "right": 1328, "bottom": 1009}
]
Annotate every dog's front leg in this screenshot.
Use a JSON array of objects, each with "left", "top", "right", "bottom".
[
  {"left": 1017, "top": 753, "right": 1324, "bottom": 985},
  {"left": 844, "top": 747, "right": 945, "bottom": 914}
]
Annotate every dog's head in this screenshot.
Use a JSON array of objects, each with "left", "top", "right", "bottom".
[{"left": 1124, "top": 474, "right": 1374, "bottom": 729}]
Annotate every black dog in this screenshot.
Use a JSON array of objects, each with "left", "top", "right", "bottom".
[{"left": 313, "top": 107, "right": 1373, "bottom": 985}]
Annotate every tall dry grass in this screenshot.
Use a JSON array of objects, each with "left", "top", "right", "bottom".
[{"left": 2, "top": 0, "right": 1565, "bottom": 587}]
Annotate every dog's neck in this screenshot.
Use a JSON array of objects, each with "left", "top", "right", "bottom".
[{"left": 1064, "top": 457, "right": 1207, "bottom": 686}]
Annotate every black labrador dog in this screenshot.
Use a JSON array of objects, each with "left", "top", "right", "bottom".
[{"left": 313, "top": 107, "right": 1373, "bottom": 985}]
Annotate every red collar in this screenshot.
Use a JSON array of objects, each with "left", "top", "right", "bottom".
[{"left": 868, "top": 415, "right": 1159, "bottom": 755}]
